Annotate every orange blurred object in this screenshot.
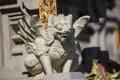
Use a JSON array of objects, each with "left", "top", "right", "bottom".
[
  {"left": 115, "top": 27, "right": 120, "bottom": 52},
  {"left": 38, "top": 0, "right": 57, "bottom": 29}
]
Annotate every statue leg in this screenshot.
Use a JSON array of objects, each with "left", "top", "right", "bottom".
[
  {"left": 24, "top": 54, "right": 43, "bottom": 75},
  {"left": 63, "top": 54, "right": 74, "bottom": 72},
  {"left": 71, "top": 53, "right": 82, "bottom": 71},
  {"left": 39, "top": 54, "right": 53, "bottom": 74},
  {"left": 34, "top": 72, "right": 45, "bottom": 80}
]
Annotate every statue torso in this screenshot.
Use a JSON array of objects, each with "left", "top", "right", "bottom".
[{"left": 48, "top": 40, "right": 71, "bottom": 60}]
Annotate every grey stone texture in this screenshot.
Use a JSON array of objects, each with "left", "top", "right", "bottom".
[
  {"left": 0, "top": 0, "right": 38, "bottom": 80},
  {"left": 19, "top": 14, "right": 89, "bottom": 79},
  {"left": 0, "top": 0, "right": 120, "bottom": 80}
]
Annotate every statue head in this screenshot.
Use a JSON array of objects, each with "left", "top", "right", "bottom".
[
  {"left": 45, "top": 14, "right": 90, "bottom": 45},
  {"left": 47, "top": 14, "right": 73, "bottom": 43}
]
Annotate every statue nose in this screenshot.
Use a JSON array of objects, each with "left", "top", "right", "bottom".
[
  {"left": 62, "top": 30, "right": 70, "bottom": 34},
  {"left": 62, "top": 28, "right": 69, "bottom": 33},
  {"left": 64, "top": 31, "right": 69, "bottom": 33}
]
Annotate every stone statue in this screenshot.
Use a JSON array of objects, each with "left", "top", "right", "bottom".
[{"left": 18, "top": 14, "right": 90, "bottom": 79}]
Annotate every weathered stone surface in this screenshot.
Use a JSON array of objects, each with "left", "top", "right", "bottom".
[
  {"left": 18, "top": 14, "right": 90, "bottom": 77},
  {"left": 43, "top": 72, "right": 86, "bottom": 80},
  {"left": 24, "top": 54, "right": 39, "bottom": 68},
  {"left": 0, "top": 0, "right": 120, "bottom": 80}
]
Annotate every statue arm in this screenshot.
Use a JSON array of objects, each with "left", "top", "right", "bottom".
[
  {"left": 63, "top": 53, "right": 75, "bottom": 72},
  {"left": 39, "top": 55, "right": 53, "bottom": 74},
  {"left": 35, "top": 37, "right": 53, "bottom": 74}
]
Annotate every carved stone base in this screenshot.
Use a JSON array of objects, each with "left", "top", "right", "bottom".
[{"left": 43, "top": 72, "right": 86, "bottom": 80}]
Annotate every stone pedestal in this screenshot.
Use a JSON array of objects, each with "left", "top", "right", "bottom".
[{"left": 43, "top": 72, "right": 86, "bottom": 80}]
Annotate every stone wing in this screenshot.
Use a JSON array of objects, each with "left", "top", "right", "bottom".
[
  {"left": 73, "top": 15, "right": 90, "bottom": 38},
  {"left": 17, "top": 15, "right": 45, "bottom": 43}
]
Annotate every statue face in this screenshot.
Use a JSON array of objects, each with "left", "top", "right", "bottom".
[
  {"left": 47, "top": 14, "right": 73, "bottom": 43},
  {"left": 53, "top": 22, "right": 72, "bottom": 42}
]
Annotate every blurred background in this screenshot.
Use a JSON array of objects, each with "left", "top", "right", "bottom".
[{"left": 0, "top": 0, "right": 120, "bottom": 80}]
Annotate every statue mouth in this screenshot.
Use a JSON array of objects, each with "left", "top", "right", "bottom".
[
  {"left": 56, "top": 32, "right": 68, "bottom": 38},
  {"left": 61, "top": 34, "right": 68, "bottom": 38}
]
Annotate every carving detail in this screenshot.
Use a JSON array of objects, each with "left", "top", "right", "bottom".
[{"left": 18, "top": 14, "right": 90, "bottom": 79}]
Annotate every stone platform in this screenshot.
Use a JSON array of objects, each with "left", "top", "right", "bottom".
[{"left": 43, "top": 72, "right": 86, "bottom": 80}]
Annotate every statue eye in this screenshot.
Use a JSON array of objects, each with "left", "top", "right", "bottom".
[{"left": 56, "top": 24, "right": 62, "bottom": 30}]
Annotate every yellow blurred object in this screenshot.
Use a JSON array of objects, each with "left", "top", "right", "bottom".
[
  {"left": 38, "top": 0, "right": 57, "bottom": 29},
  {"left": 115, "top": 27, "right": 120, "bottom": 52}
]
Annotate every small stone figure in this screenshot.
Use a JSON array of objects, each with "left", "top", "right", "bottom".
[{"left": 18, "top": 14, "right": 90, "bottom": 79}]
